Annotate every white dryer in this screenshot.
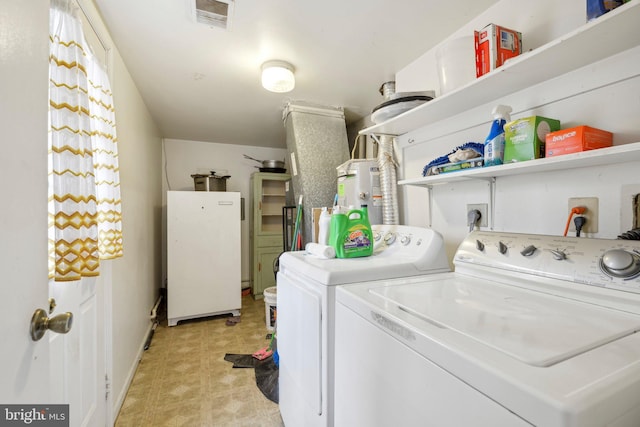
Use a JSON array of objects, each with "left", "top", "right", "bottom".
[
  {"left": 334, "top": 231, "right": 640, "bottom": 427},
  {"left": 277, "top": 225, "right": 450, "bottom": 427}
]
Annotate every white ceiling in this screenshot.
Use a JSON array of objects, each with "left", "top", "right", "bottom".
[{"left": 94, "top": 0, "right": 498, "bottom": 148}]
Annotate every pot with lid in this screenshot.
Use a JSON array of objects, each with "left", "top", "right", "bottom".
[
  {"left": 208, "top": 171, "right": 230, "bottom": 191},
  {"left": 191, "top": 172, "right": 230, "bottom": 191}
]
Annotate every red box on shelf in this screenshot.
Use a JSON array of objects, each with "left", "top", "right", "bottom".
[
  {"left": 474, "top": 24, "right": 522, "bottom": 77},
  {"left": 545, "top": 126, "right": 613, "bottom": 157}
]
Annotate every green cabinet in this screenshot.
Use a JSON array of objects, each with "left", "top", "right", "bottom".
[
  {"left": 254, "top": 247, "right": 283, "bottom": 296},
  {"left": 250, "top": 172, "right": 290, "bottom": 298}
]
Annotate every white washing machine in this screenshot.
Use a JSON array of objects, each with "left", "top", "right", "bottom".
[
  {"left": 334, "top": 231, "right": 640, "bottom": 427},
  {"left": 277, "top": 225, "right": 450, "bottom": 427}
]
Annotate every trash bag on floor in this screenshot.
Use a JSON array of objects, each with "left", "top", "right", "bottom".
[
  {"left": 223, "top": 353, "right": 257, "bottom": 368},
  {"left": 255, "top": 356, "right": 279, "bottom": 404},
  {"left": 224, "top": 333, "right": 279, "bottom": 403}
]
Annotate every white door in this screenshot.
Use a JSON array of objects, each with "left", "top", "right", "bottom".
[
  {"left": 49, "top": 277, "right": 105, "bottom": 426},
  {"left": 0, "top": 0, "right": 49, "bottom": 404},
  {"left": 0, "top": 0, "right": 51, "bottom": 405},
  {"left": 0, "top": 2, "right": 106, "bottom": 426}
]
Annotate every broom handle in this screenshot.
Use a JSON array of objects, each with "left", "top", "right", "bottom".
[{"left": 290, "top": 195, "right": 303, "bottom": 251}]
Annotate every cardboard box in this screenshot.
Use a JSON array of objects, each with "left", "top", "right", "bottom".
[
  {"left": 474, "top": 24, "right": 522, "bottom": 77},
  {"left": 312, "top": 207, "right": 333, "bottom": 243},
  {"left": 504, "top": 116, "right": 561, "bottom": 162},
  {"left": 545, "top": 126, "right": 613, "bottom": 157}
]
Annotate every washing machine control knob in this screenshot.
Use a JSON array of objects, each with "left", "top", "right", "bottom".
[
  {"left": 476, "top": 240, "right": 485, "bottom": 252},
  {"left": 374, "top": 232, "right": 382, "bottom": 242},
  {"left": 550, "top": 249, "right": 567, "bottom": 261},
  {"left": 498, "top": 242, "right": 508, "bottom": 254},
  {"left": 600, "top": 249, "right": 640, "bottom": 278},
  {"left": 400, "top": 235, "right": 411, "bottom": 246},
  {"left": 521, "top": 245, "right": 537, "bottom": 257},
  {"left": 384, "top": 232, "right": 396, "bottom": 245}
]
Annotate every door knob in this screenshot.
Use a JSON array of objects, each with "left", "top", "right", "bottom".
[{"left": 30, "top": 308, "right": 73, "bottom": 341}]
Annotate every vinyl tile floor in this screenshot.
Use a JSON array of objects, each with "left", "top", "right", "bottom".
[{"left": 115, "top": 294, "right": 284, "bottom": 427}]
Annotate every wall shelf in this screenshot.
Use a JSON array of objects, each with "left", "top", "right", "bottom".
[
  {"left": 359, "top": 1, "right": 640, "bottom": 137},
  {"left": 399, "top": 142, "right": 640, "bottom": 187}
]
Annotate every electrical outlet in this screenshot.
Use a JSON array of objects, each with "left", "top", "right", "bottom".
[
  {"left": 467, "top": 203, "right": 488, "bottom": 228},
  {"left": 568, "top": 197, "right": 598, "bottom": 233}
]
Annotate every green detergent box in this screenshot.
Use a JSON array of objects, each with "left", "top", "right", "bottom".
[{"left": 504, "top": 116, "right": 560, "bottom": 162}]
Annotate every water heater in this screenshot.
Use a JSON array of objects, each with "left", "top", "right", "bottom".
[{"left": 336, "top": 159, "right": 382, "bottom": 225}]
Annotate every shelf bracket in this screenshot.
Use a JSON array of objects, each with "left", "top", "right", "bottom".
[
  {"left": 427, "top": 185, "right": 434, "bottom": 228},
  {"left": 489, "top": 177, "right": 496, "bottom": 230}
]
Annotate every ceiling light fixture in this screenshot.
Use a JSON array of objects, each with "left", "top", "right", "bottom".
[{"left": 261, "top": 60, "right": 295, "bottom": 93}]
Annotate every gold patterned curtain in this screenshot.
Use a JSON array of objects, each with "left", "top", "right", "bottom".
[
  {"left": 48, "top": 0, "right": 123, "bottom": 281},
  {"left": 88, "top": 52, "right": 123, "bottom": 260}
]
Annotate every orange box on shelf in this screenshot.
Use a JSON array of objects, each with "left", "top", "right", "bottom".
[
  {"left": 474, "top": 24, "right": 522, "bottom": 77},
  {"left": 545, "top": 126, "right": 613, "bottom": 157}
]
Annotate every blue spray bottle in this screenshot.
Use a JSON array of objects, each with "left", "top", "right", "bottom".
[{"left": 484, "top": 105, "right": 512, "bottom": 167}]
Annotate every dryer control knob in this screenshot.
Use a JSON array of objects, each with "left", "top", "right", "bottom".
[
  {"left": 384, "top": 233, "right": 396, "bottom": 245},
  {"left": 498, "top": 242, "right": 508, "bottom": 254},
  {"left": 400, "top": 235, "right": 411, "bottom": 246},
  {"left": 600, "top": 249, "right": 640, "bottom": 278},
  {"left": 550, "top": 249, "right": 567, "bottom": 261},
  {"left": 476, "top": 240, "right": 485, "bottom": 252},
  {"left": 521, "top": 245, "right": 537, "bottom": 257},
  {"left": 374, "top": 232, "right": 382, "bottom": 242}
]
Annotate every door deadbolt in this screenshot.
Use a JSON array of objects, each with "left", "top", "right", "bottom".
[{"left": 30, "top": 308, "right": 73, "bottom": 341}]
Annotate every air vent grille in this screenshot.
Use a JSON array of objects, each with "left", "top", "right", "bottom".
[{"left": 195, "top": 0, "right": 234, "bottom": 30}]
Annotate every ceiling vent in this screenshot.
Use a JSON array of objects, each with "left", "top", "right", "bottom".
[{"left": 194, "top": 0, "right": 234, "bottom": 30}]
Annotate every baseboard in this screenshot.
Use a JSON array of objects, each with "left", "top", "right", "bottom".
[{"left": 112, "top": 321, "right": 153, "bottom": 421}]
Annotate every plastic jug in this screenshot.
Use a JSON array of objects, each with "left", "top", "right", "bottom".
[
  {"left": 318, "top": 207, "right": 331, "bottom": 245},
  {"left": 329, "top": 206, "right": 373, "bottom": 259}
]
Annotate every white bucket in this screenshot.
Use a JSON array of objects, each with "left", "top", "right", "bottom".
[
  {"left": 436, "top": 36, "right": 476, "bottom": 95},
  {"left": 264, "top": 286, "right": 277, "bottom": 331}
]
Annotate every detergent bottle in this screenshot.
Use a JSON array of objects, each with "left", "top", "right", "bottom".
[
  {"left": 331, "top": 205, "right": 373, "bottom": 259},
  {"left": 484, "top": 105, "right": 512, "bottom": 167},
  {"left": 328, "top": 206, "right": 345, "bottom": 252},
  {"left": 317, "top": 207, "right": 331, "bottom": 246}
]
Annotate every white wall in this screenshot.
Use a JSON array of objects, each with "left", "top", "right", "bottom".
[
  {"left": 395, "top": 0, "right": 640, "bottom": 263},
  {"left": 162, "top": 138, "right": 288, "bottom": 288},
  {"left": 109, "top": 60, "right": 162, "bottom": 418},
  {"left": 397, "top": 0, "right": 587, "bottom": 96},
  {"left": 76, "top": 0, "right": 163, "bottom": 420}
]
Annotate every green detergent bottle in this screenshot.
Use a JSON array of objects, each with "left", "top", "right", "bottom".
[
  {"left": 330, "top": 206, "right": 373, "bottom": 258},
  {"left": 328, "top": 209, "right": 346, "bottom": 252}
]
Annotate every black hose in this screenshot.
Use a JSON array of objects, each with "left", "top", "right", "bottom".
[{"left": 273, "top": 251, "right": 286, "bottom": 281}]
